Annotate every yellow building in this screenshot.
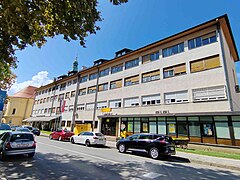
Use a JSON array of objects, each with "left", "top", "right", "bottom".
[{"left": 2, "top": 86, "right": 37, "bottom": 126}]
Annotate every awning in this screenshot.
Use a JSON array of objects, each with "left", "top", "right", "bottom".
[{"left": 22, "top": 116, "right": 59, "bottom": 122}]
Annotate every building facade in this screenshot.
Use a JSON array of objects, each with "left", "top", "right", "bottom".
[
  {"left": 2, "top": 86, "right": 37, "bottom": 126},
  {"left": 30, "top": 15, "right": 240, "bottom": 146}
]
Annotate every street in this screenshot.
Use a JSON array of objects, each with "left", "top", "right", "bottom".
[{"left": 0, "top": 136, "right": 240, "bottom": 180}]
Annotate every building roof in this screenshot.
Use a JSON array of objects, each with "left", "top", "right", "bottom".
[{"left": 12, "top": 86, "right": 37, "bottom": 99}]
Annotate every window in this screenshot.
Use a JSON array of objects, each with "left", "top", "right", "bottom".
[
  {"left": 43, "top": 98, "right": 46, "bottom": 103},
  {"left": 124, "top": 97, "right": 139, "bottom": 107},
  {"left": 98, "top": 83, "right": 108, "bottom": 92},
  {"left": 56, "top": 107, "right": 61, "bottom": 114},
  {"left": 80, "top": 75, "right": 88, "bottom": 83},
  {"left": 142, "top": 70, "right": 160, "bottom": 83},
  {"left": 58, "top": 94, "right": 64, "bottom": 101},
  {"left": 111, "top": 64, "right": 123, "bottom": 74},
  {"left": 78, "top": 88, "right": 86, "bottom": 96},
  {"left": 67, "top": 80, "right": 72, "bottom": 86},
  {"left": 162, "top": 43, "right": 184, "bottom": 57},
  {"left": 109, "top": 99, "right": 121, "bottom": 108},
  {"left": 163, "top": 63, "right": 186, "bottom": 78},
  {"left": 86, "top": 103, "right": 95, "bottom": 110},
  {"left": 190, "top": 55, "right": 220, "bottom": 73},
  {"left": 232, "top": 116, "right": 240, "bottom": 139},
  {"left": 142, "top": 94, "right": 161, "bottom": 106},
  {"left": 124, "top": 75, "right": 139, "bottom": 86},
  {"left": 69, "top": 105, "right": 74, "bottom": 112},
  {"left": 188, "top": 32, "right": 217, "bottom": 50},
  {"left": 165, "top": 91, "right": 188, "bottom": 104},
  {"left": 97, "top": 101, "right": 107, "bottom": 109},
  {"left": 65, "top": 92, "right": 70, "bottom": 99},
  {"left": 192, "top": 85, "right": 227, "bottom": 102},
  {"left": 73, "top": 79, "right": 77, "bottom": 84},
  {"left": 142, "top": 51, "right": 159, "bottom": 64},
  {"left": 77, "top": 104, "right": 85, "bottom": 111},
  {"left": 99, "top": 68, "right": 109, "bottom": 77},
  {"left": 60, "top": 83, "right": 66, "bottom": 91},
  {"left": 89, "top": 72, "right": 98, "bottom": 80},
  {"left": 47, "top": 97, "right": 50, "bottom": 102},
  {"left": 110, "top": 79, "right": 122, "bottom": 89},
  {"left": 52, "top": 107, "right": 56, "bottom": 113},
  {"left": 12, "top": 108, "right": 16, "bottom": 115},
  {"left": 215, "top": 122, "right": 230, "bottom": 138},
  {"left": 71, "top": 91, "right": 76, "bottom": 97},
  {"left": 125, "top": 59, "right": 139, "bottom": 70},
  {"left": 88, "top": 86, "right": 97, "bottom": 94}
]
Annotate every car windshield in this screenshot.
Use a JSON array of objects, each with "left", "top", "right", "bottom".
[
  {"left": 0, "top": 124, "right": 11, "bottom": 130},
  {"left": 95, "top": 133, "right": 104, "bottom": 136},
  {"left": 155, "top": 135, "right": 173, "bottom": 143},
  {"left": 16, "top": 128, "right": 30, "bottom": 132},
  {"left": 10, "top": 134, "right": 34, "bottom": 142}
]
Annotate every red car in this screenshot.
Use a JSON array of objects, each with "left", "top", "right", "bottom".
[{"left": 49, "top": 129, "right": 74, "bottom": 141}]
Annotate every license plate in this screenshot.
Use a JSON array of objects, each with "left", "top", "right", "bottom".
[{"left": 17, "top": 144, "right": 29, "bottom": 148}]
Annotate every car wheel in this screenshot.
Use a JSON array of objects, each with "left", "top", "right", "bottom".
[
  {"left": 118, "top": 143, "right": 126, "bottom": 153},
  {"left": 28, "top": 152, "right": 35, "bottom": 158},
  {"left": 149, "top": 147, "right": 159, "bottom": 159},
  {"left": 58, "top": 136, "right": 62, "bottom": 141},
  {"left": 49, "top": 135, "right": 53, "bottom": 140},
  {"left": 71, "top": 137, "right": 75, "bottom": 144},
  {"left": 85, "top": 140, "right": 90, "bottom": 147}
]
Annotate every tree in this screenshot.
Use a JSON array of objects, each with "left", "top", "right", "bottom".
[{"left": 0, "top": 0, "right": 127, "bottom": 90}]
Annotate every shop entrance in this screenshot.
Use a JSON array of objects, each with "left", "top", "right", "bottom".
[{"left": 101, "top": 118, "right": 117, "bottom": 136}]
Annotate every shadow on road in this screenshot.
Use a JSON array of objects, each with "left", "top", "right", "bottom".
[{"left": 0, "top": 152, "right": 239, "bottom": 179}]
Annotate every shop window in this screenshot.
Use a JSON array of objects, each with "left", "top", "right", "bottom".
[
  {"left": 142, "top": 51, "right": 159, "bottom": 64},
  {"left": 189, "top": 121, "right": 200, "bottom": 137},
  {"left": 167, "top": 122, "right": 176, "bottom": 135},
  {"left": 134, "top": 119, "right": 140, "bottom": 133},
  {"left": 163, "top": 63, "right": 186, "bottom": 78},
  {"left": 149, "top": 122, "right": 157, "bottom": 134},
  {"left": 233, "top": 122, "right": 240, "bottom": 139},
  {"left": 190, "top": 55, "right": 220, "bottom": 73},
  {"left": 157, "top": 118, "right": 166, "bottom": 134},
  {"left": 127, "top": 121, "right": 133, "bottom": 133},
  {"left": 165, "top": 90, "right": 188, "bottom": 104},
  {"left": 110, "top": 79, "right": 122, "bottom": 89},
  {"left": 142, "top": 70, "right": 160, "bottom": 83},
  {"left": 178, "top": 122, "right": 188, "bottom": 136},
  {"left": 215, "top": 122, "right": 230, "bottom": 138},
  {"left": 124, "top": 75, "right": 139, "bottom": 86},
  {"left": 192, "top": 85, "right": 227, "bottom": 102},
  {"left": 201, "top": 123, "right": 214, "bottom": 137},
  {"left": 162, "top": 43, "right": 184, "bottom": 57}
]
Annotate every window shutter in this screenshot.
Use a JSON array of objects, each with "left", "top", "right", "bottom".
[
  {"left": 204, "top": 55, "right": 220, "bottom": 69},
  {"left": 174, "top": 64, "right": 186, "bottom": 74},
  {"left": 191, "top": 60, "right": 204, "bottom": 72}
]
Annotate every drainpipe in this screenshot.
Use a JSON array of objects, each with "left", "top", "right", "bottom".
[
  {"left": 71, "top": 74, "right": 81, "bottom": 132},
  {"left": 50, "top": 79, "right": 57, "bottom": 130},
  {"left": 217, "top": 22, "right": 233, "bottom": 111},
  {"left": 92, "top": 67, "right": 100, "bottom": 132}
]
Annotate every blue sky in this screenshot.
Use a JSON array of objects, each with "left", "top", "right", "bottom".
[{"left": 10, "top": 0, "right": 240, "bottom": 94}]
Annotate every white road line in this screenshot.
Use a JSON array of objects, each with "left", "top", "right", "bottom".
[{"left": 37, "top": 141, "right": 121, "bottom": 164}]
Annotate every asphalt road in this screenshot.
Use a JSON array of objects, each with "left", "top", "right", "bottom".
[{"left": 0, "top": 136, "right": 240, "bottom": 180}]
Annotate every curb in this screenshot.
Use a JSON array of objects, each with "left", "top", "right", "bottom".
[{"left": 39, "top": 134, "right": 240, "bottom": 171}]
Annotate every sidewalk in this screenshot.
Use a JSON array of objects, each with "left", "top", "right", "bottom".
[
  {"left": 40, "top": 133, "right": 240, "bottom": 171},
  {"left": 106, "top": 140, "right": 240, "bottom": 171}
]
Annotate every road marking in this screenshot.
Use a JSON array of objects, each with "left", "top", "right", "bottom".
[
  {"left": 37, "top": 141, "right": 121, "bottom": 164},
  {"left": 142, "top": 172, "right": 164, "bottom": 179}
]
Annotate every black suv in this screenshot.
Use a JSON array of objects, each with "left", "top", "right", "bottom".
[{"left": 116, "top": 133, "right": 176, "bottom": 159}]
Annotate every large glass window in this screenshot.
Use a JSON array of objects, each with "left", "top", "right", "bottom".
[
  {"left": 190, "top": 55, "right": 220, "bottom": 73},
  {"left": 142, "top": 70, "right": 160, "bottom": 83},
  {"left": 163, "top": 63, "right": 186, "bottom": 78},
  {"left": 99, "top": 68, "right": 109, "bottom": 77},
  {"left": 166, "top": 117, "right": 176, "bottom": 136},
  {"left": 124, "top": 75, "right": 139, "bottom": 86},
  {"left": 111, "top": 64, "right": 123, "bottom": 74},
  {"left": 188, "top": 32, "right": 217, "bottom": 50},
  {"left": 80, "top": 75, "right": 88, "bottom": 83},
  {"left": 149, "top": 120, "right": 157, "bottom": 134},
  {"left": 192, "top": 85, "right": 227, "bottom": 102},
  {"left": 125, "top": 59, "right": 139, "bottom": 70},
  {"left": 89, "top": 72, "right": 98, "bottom": 80},
  {"left": 134, "top": 118, "right": 140, "bottom": 133},
  {"left": 233, "top": 122, "right": 240, "bottom": 139},
  {"left": 158, "top": 117, "right": 166, "bottom": 134},
  {"left": 215, "top": 122, "right": 230, "bottom": 138},
  {"left": 165, "top": 90, "right": 188, "bottom": 104},
  {"left": 162, "top": 43, "right": 184, "bottom": 57},
  {"left": 142, "top": 51, "right": 159, "bottom": 64}
]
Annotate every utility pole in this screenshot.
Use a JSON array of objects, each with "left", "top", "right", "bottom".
[{"left": 92, "top": 67, "right": 100, "bottom": 132}]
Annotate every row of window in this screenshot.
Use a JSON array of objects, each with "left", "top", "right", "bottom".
[
  {"left": 36, "top": 32, "right": 217, "bottom": 97},
  {"left": 34, "top": 85, "right": 227, "bottom": 115},
  {"left": 35, "top": 55, "right": 221, "bottom": 104}
]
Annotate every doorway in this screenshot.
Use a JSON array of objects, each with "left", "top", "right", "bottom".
[{"left": 101, "top": 118, "right": 117, "bottom": 136}]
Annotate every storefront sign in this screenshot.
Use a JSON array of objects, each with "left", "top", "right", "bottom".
[
  {"left": 155, "top": 110, "right": 170, "bottom": 114},
  {"left": 101, "top": 108, "right": 112, "bottom": 113}
]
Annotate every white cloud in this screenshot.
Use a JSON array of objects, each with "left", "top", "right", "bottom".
[{"left": 8, "top": 71, "right": 53, "bottom": 95}]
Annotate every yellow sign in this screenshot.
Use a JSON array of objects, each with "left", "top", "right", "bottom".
[{"left": 101, "top": 108, "right": 112, "bottom": 112}]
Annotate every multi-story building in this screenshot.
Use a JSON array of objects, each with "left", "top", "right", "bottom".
[{"left": 28, "top": 14, "right": 240, "bottom": 146}]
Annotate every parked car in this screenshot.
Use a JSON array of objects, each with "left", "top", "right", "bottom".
[
  {"left": 22, "top": 126, "right": 40, "bottom": 136},
  {"left": 49, "top": 128, "right": 74, "bottom": 141},
  {"left": 0, "top": 124, "right": 12, "bottom": 138},
  {"left": 15, "top": 127, "right": 31, "bottom": 133},
  {"left": 116, "top": 133, "right": 176, "bottom": 159},
  {"left": 70, "top": 132, "right": 106, "bottom": 147},
  {"left": 0, "top": 132, "right": 36, "bottom": 160}
]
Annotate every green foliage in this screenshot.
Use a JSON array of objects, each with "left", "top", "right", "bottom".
[{"left": 0, "top": 0, "right": 127, "bottom": 90}]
